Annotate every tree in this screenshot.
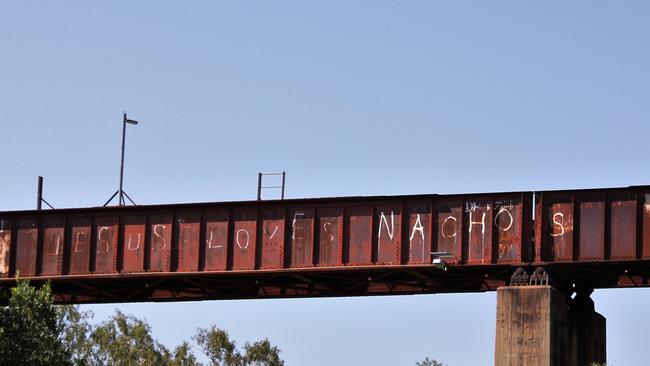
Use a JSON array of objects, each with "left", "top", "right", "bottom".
[
  {"left": 242, "top": 339, "right": 283, "bottom": 366},
  {"left": 416, "top": 357, "right": 444, "bottom": 366},
  {"left": 194, "top": 326, "right": 284, "bottom": 366},
  {"left": 59, "top": 305, "right": 201, "bottom": 366},
  {"left": 166, "top": 342, "right": 201, "bottom": 366},
  {"left": 89, "top": 310, "right": 172, "bottom": 365},
  {"left": 195, "top": 327, "right": 239, "bottom": 366},
  {"left": 1, "top": 280, "right": 283, "bottom": 366},
  {"left": 58, "top": 305, "right": 94, "bottom": 365},
  {"left": 0, "top": 280, "right": 71, "bottom": 366}
]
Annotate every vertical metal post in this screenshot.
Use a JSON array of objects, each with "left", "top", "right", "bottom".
[
  {"left": 281, "top": 171, "right": 286, "bottom": 200},
  {"left": 257, "top": 173, "right": 263, "bottom": 201},
  {"left": 37, "top": 176, "right": 43, "bottom": 210},
  {"left": 118, "top": 113, "right": 127, "bottom": 206}
]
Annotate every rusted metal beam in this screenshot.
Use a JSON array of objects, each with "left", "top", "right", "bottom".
[{"left": 0, "top": 186, "right": 649, "bottom": 303}]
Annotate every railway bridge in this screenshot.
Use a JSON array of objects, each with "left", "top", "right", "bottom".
[{"left": 2, "top": 186, "right": 649, "bottom": 365}]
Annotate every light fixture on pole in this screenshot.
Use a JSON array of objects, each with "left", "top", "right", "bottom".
[{"left": 104, "top": 112, "right": 139, "bottom": 206}]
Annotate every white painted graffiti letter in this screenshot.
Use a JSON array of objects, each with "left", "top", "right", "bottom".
[
  {"left": 47, "top": 236, "right": 61, "bottom": 256},
  {"left": 97, "top": 227, "right": 111, "bottom": 254},
  {"left": 268, "top": 225, "right": 279, "bottom": 240},
  {"left": 468, "top": 211, "right": 486, "bottom": 262},
  {"left": 551, "top": 212, "right": 565, "bottom": 237},
  {"left": 323, "top": 222, "right": 335, "bottom": 242},
  {"left": 127, "top": 233, "right": 141, "bottom": 251},
  {"left": 206, "top": 229, "right": 223, "bottom": 249},
  {"left": 409, "top": 214, "right": 425, "bottom": 242},
  {"left": 494, "top": 207, "right": 514, "bottom": 232},
  {"left": 0, "top": 222, "right": 9, "bottom": 274},
  {"left": 378, "top": 211, "right": 395, "bottom": 240},
  {"left": 236, "top": 229, "right": 250, "bottom": 249},
  {"left": 468, "top": 211, "right": 486, "bottom": 236},
  {"left": 441, "top": 216, "right": 457, "bottom": 238},
  {"left": 153, "top": 224, "right": 167, "bottom": 250},
  {"left": 74, "top": 232, "right": 85, "bottom": 253},
  {"left": 292, "top": 212, "right": 305, "bottom": 240}
]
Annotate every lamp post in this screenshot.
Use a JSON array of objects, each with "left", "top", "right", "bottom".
[
  {"left": 118, "top": 113, "right": 138, "bottom": 205},
  {"left": 104, "top": 112, "right": 139, "bottom": 206}
]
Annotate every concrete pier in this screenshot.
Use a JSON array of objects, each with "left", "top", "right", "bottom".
[{"left": 495, "top": 286, "right": 605, "bottom": 366}]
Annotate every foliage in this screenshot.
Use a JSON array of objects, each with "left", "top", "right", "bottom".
[
  {"left": 58, "top": 305, "right": 94, "bottom": 365},
  {"left": 241, "top": 339, "right": 283, "bottom": 366},
  {"left": 55, "top": 297, "right": 282, "bottom": 365},
  {"left": 1, "top": 280, "right": 445, "bottom": 366},
  {"left": 89, "top": 310, "right": 170, "bottom": 365},
  {"left": 166, "top": 341, "right": 201, "bottom": 366},
  {"left": 416, "top": 357, "right": 444, "bottom": 366},
  {"left": 0, "top": 280, "right": 71, "bottom": 366},
  {"left": 0, "top": 280, "right": 285, "bottom": 365},
  {"left": 195, "top": 327, "right": 239, "bottom": 366},
  {"left": 0, "top": 281, "right": 396, "bottom": 366},
  {"left": 194, "top": 326, "right": 284, "bottom": 366},
  {"left": 59, "top": 306, "right": 202, "bottom": 366}
]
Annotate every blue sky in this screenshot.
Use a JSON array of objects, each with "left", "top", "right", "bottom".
[{"left": 2, "top": 1, "right": 650, "bottom": 364}]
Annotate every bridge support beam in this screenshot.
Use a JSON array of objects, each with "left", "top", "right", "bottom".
[{"left": 495, "top": 285, "right": 605, "bottom": 366}]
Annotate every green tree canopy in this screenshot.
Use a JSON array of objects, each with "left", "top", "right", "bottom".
[
  {"left": 59, "top": 306, "right": 200, "bottom": 366},
  {"left": 194, "top": 326, "right": 284, "bottom": 366},
  {"left": 0, "top": 280, "right": 71, "bottom": 366},
  {"left": 90, "top": 310, "right": 171, "bottom": 365},
  {"left": 1, "top": 280, "right": 285, "bottom": 366},
  {"left": 242, "top": 339, "right": 283, "bottom": 366},
  {"left": 58, "top": 305, "right": 94, "bottom": 365}
]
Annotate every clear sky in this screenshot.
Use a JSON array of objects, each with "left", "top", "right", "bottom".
[{"left": 2, "top": 1, "right": 650, "bottom": 364}]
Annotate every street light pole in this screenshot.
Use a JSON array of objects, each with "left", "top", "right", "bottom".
[
  {"left": 104, "top": 112, "right": 139, "bottom": 206},
  {"left": 118, "top": 113, "right": 127, "bottom": 205}
]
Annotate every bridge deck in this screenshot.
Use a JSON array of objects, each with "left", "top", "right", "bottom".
[{"left": 0, "top": 186, "right": 649, "bottom": 303}]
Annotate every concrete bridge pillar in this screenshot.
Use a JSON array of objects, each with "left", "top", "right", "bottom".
[{"left": 495, "top": 285, "right": 605, "bottom": 366}]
